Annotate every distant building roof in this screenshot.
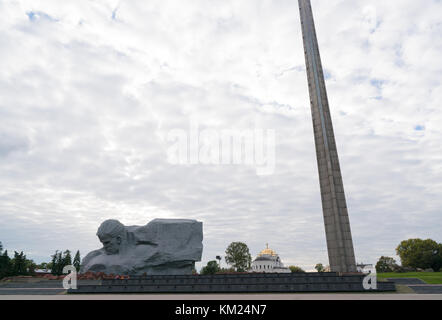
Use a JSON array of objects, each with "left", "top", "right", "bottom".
[
  {"left": 255, "top": 255, "right": 275, "bottom": 261},
  {"left": 35, "top": 269, "right": 51, "bottom": 273}
]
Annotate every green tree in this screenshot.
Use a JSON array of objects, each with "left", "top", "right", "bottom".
[
  {"left": 73, "top": 250, "right": 81, "bottom": 272},
  {"left": 315, "top": 263, "right": 325, "bottom": 272},
  {"left": 200, "top": 260, "right": 221, "bottom": 275},
  {"left": 431, "top": 247, "right": 442, "bottom": 272},
  {"left": 11, "top": 251, "right": 28, "bottom": 275},
  {"left": 50, "top": 250, "right": 79, "bottom": 275},
  {"left": 37, "top": 262, "right": 48, "bottom": 270},
  {"left": 0, "top": 250, "right": 11, "bottom": 279},
  {"left": 0, "top": 241, "right": 3, "bottom": 254},
  {"left": 225, "top": 242, "right": 252, "bottom": 272},
  {"left": 375, "top": 256, "right": 399, "bottom": 273},
  {"left": 46, "top": 262, "right": 53, "bottom": 271},
  {"left": 51, "top": 250, "right": 64, "bottom": 275},
  {"left": 50, "top": 251, "right": 58, "bottom": 275},
  {"left": 62, "top": 250, "right": 72, "bottom": 267},
  {"left": 55, "top": 251, "right": 63, "bottom": 275},
  {"left": 25, "top": 259, "right": 36, "bottom": 275},
  {"left": 289, "top": 266, "right": 305, "bottom": 273},
  {"left": 396, "top": 239, "right": 442, "bottom": 271},
  {"left": 11, "top": 252, "right": 20, "bottom": 275},
  {"left": 0, "top": 246, "right": 36, "bottom": 278}
]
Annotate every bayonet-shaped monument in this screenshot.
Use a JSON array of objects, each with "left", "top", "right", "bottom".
[{"left": 298, "top": 0, "right": 357, "bottom": 273}]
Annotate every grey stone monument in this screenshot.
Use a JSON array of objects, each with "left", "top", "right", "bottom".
[
  {"left": 80, "top": 219, "right": 203, "bottom": 275},
  {"left": 298, "top": 0, "right": 357, "bottom": 272}
]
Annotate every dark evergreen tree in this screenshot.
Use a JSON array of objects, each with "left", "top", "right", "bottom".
[
  {"left": 51, "top": 250, "right": 63, "bottom": 275},
  {"left": 51, "top": 251, "right": 58, "bottom": 275},
  {"left": 55, "top": 251, "right": 63, "bottom": 275},
  {"left": 73, "top": 250, "right": 81, "bottom": 272},
  {"left": 12, "top": 251, "right": 28, "bottom": 275},
  {"left": 62, "top": 250, "right": 72, "bottom": 267},
  {"left": 12, "top": 251, "right": 19, "bottom": 275},
  {"left": 19, "top": 252, "right": 28, "bottom": 275},
  {"left": 0, "top": 250, "right": 11, "bottom": 279},
  {"left": 0, "top": 246, "right": 36, "bottom": 278}
]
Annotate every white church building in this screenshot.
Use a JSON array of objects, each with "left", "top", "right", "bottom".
[{"left": 251, "top": 244, "right": 291, "bottom": 273}]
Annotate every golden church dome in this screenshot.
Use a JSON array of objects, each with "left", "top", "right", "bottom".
[{"left": 257, "top": 244, "right": 278, "bottom": 257}]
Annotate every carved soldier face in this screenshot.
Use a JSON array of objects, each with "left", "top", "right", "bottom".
[{"left": 99, "top": 234, "right": 122, "bottom": 255}]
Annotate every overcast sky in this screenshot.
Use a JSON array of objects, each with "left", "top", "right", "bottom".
[{"left": 0, "top": 0, "right": 441, "bottom": 271}]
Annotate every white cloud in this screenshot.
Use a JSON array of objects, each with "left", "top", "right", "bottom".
[{"left": 0, "top": 0, "right": 441, "bottom": 271}]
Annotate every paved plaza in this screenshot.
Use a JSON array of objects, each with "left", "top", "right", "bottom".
[
  {"left": 1, "top": 293, "right": 442, "bottom": 300},
  {"left": 1, "top": 278, "right": 442, "bottom": 299}
]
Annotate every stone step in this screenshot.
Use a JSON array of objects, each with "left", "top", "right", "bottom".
[{"left": 386, "top": 278, "right": 426, "bottom": 285}]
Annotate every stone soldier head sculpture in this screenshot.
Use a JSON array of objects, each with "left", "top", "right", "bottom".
[
  {"left": 96, "top": 219, "right": 127, "bottom": 255},
  {"left": 82, "top": 218, "right": 203, "bottom": 275}
]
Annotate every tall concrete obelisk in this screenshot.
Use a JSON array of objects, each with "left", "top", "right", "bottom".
[{"left": 298, "top": 0, "right": 357, "bottom": 273}]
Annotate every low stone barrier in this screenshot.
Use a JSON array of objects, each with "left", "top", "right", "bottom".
[{"left": 68, "top": 272, "right": 396, "bottom": 294}]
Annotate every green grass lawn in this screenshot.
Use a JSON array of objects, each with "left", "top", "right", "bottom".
[{"left": 377, "top": 272, "right": 442, "bottom": 284}]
